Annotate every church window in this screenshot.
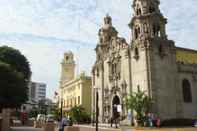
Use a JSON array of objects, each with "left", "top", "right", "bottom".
[
  {"left": 135, "top": 28, "right": 138, "bottom": 39},
  {"left": 66, "top": 56, "right": 69, "bottom": 61},
  {"left": 136, "top": 8, "right": 142, "bottom": 16},
  {"left": 134, "top": 47, "right": 139, "bottom": 59},
  {"left": 109, "top": 60, "right": 121, "bottom": 81},
  {"left": 159, "top": 44, "right": 163, "bottom": 53},
  {"left": 93, "top": 71, "right": 95, "bottom": 85},
  {"left": 112, "top": 63, "right": 117, "bottom": 74},
  {"left": 96, "top": 68, "right": 99, "bottom": 77},
  {"left": 78, "top": 96, "right": 80, "bottom": 104},
  {"left": 135, "top": 47, "right": 138, "bottom": 55},
  {"left": 137, "top": 85, "right": 140, "bottom": 92},
  {"left": 134, "top": 26, "right": 141, "bottom": 39},
  {"left": 153, "top": 25, "right": 160, "bottom": 37},
  {"left": 182, "top": 79, "right": 192, "bottom": 103},
  {"left": 149, "top": 6, "right": 155, "bottom": 13}
]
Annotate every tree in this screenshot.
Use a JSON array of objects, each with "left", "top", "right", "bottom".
[
  {"left": 69, "top": 106, "right": 91, "bottom": 123},
  {"left": 0, "top": 46, "right": 31, "bottom": 80},
  {"left": 126, "top": 89, "right": 152, "bottom": 126},
  {"left": 0, "top": 62, "right": 27, "bottom": 108},
  {"left": 0, "top": 46, "right": 31, "bottom": 109}
]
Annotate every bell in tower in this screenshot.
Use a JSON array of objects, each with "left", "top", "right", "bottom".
[
  {"left": 129, "top": 0, "right": 167, "bottom": 41},
  {"left": 98, "top": 14, "right": 118, "bottom": 45},
  {"left": 104, "top": 14, "right": 112, "bottom": 27}
]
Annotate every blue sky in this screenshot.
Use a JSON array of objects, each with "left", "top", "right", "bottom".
[{"left": 0, "top": 0, "right": 197, "bottom": 99}]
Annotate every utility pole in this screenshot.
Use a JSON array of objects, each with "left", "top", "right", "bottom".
[
  {"left": 95, "top": 92, "right": 98, "bottom": 131},
  {"left": 60, "top": 87, "right": 63, "bottom": 120}
]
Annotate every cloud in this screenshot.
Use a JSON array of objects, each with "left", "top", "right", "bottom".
[
  {"left": 0, "top": 0, "right": 196, "bottom": 98},
  {"left": 0, "top": 35, "right": 95, "bottom": 99}
]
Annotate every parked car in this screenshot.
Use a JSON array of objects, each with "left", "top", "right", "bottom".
[{"left": 45, "top": 114, "right": 55, "bottom": 122}]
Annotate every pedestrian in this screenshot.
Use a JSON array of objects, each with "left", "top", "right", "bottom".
[
  {"left": 58, "top": 118, "right": 63, "bottom": 131},
  {"left": 58, "top": 117, "right": 68, "bottom": 131},
  {"left": 110, "top": 117, "right": 113, "bottom": 127},
  {"left": 156, "top": 117, "right": 161, "bottom": 127}
]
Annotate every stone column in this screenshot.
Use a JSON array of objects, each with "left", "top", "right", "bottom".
[{"left": 1, "top": 108, "right": 10, "bottom": 131}]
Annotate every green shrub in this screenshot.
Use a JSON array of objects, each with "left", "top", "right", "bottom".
[{"left": 69, "top": 106, "right": 91, "bottom": 124}]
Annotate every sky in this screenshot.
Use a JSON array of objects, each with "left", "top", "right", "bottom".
[{"left": 0, "top": 0, "right": 197, "bottom": 99}]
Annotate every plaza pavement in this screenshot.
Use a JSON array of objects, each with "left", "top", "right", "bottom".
[{"left": 10, "top": 126, "right": 42, "bottom": 131}]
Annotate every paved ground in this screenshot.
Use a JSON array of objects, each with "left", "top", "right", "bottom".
[{"left": 10, "top": 126, "right": 42, "bottom": 131}]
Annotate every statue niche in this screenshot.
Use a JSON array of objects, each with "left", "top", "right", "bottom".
[{"left": 108, "top": 57, "right": 121, "bottom": 81}]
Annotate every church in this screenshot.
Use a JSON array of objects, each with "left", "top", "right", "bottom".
[{"left": 92, "top": 0, "right": 197, "bottom": 123}]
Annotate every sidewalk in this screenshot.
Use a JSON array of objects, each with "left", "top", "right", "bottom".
[{"left": 75, "top": 123, "right": 120, "bottom": 130}]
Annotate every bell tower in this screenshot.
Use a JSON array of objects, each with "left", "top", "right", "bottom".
[
  {"left": 129, "top": 0, "right": 181, "bottom": 119},
  {"left": 60, "top": 51, "right": 75, "bottom": 84},
  {"left": 129, "top": 0, "right": 167, "bottom": 41},
  {"left": 98, "top": 14, "right": 118, "bottom": 45}
]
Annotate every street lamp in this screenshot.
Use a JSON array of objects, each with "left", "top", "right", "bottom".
[
  {"left": 60, "top": 87, "right": 63, "bottom": 120},
  {"left": 60, "top": 98, "right": 63, "bottom": 120},
  {"left": 95, "top": 91, "right": 98, "bottom": 131}
]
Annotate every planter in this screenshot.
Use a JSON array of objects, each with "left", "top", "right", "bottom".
[
  {"left": 120, "top": 127, "right": 197, "bottom": 131},
  {"left": 34, "top": 121, "right": 43, "bottom": 128},
  {"left": 43, "top": 122, "right": 55, "bottom": 131},
  {"left": 0, "top": 118, "right": 2, "bottom": 131},
  {"left": 1, "top": 109, "right": 10, "bottom": 131}
]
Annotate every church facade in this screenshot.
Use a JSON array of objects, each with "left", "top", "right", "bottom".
[{"left": 92, "top": 0, "right": 197, "bottom": 123}]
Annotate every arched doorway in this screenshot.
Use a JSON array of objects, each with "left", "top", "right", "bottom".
[{"left": 112, "top": 95, "right": 120, "bottom": 118}]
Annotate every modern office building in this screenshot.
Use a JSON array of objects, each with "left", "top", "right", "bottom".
[{"left": 29, "top": 81, "right": 46, "bottom": 102}]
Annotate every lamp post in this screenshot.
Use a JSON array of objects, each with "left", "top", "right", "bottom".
[
  {"left": 60, "top": 98, "right": 63, "bottom": 120},
  {"left": 95, "top": 91, "right": 98, "bottom": 131},
  {"left": 60, "top": 87, "right": 63, "bottom": 120}
]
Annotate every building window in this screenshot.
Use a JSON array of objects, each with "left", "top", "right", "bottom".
[
  {"left": 136, "top": 8, "right": 142, "bottom": 15},
  {"left": 96, "top": 68, "right": 99, "bottom": 77},
  {"left": 137, "top": 85, "right": 140, "bottom": 92},
  {"left": 182, "top": 79, "right": 192, "bottom": 103},
  {"left": 78, "top": 96, "right": 80, "bottom": 104},
  {"left": 149, "top": 6, "right": 155, "bottom": 13},
  {"left": 134, "top": 27, "right": 140, "bottom": 39},
  {"left": 153, "top": 25, "right": 160, "bottom": 37},
  {"left": 93, "top": 71, "right": 95, "bottom": 86},
  {"left": 134, "top": 47, "right": 139, "bottom": 60}
]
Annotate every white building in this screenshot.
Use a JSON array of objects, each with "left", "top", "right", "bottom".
[
  {"left": 22, "top": 82, "right": 47, "bottom": 112},
  {"left": 29, "top": 82, "right": 46, "bottom": 102}
]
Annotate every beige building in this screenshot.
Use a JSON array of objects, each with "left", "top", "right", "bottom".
[
  {"left": 59, "top": 51, "right": 92, "bottom": 113},
  {"left": 92, "top": 0, "right": 197, "bottom": 123}
]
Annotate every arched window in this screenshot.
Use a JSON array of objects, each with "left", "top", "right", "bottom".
[
  {"left": 158, "top": 44, "right": 163, "bottom": 53},
  {"left": 149, "top": 6, "right": 155, "bottom": 13},
  {"left": 135, "top": 47, "right": 139, "bottom": 57},
  {"left": 136, "top": 4, "right": 142, "bottom": 16},
  {"left": 153, "top": 25, "right": 160, "bottom": 37},
  {"left": 135, "top": 28, "right": 138, "bottom": 39},
  {"left": 182, "top": 79, "right": 192, "bottom": 103},
  {"left": 136, "top": 8, "right": 142, "bottom": 15},
  {"left": 134, "top": 26, "right": 141, "bottom": 39}
]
